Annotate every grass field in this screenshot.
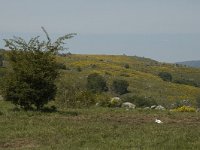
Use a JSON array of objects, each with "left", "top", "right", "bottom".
[{"left": 0, "top": 100, "right": 200, "bottom": 150}]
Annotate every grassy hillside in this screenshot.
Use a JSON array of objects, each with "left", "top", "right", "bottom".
[
  {"left": 0, "top": 100, "right": 200, "bottom": 150},
  {"left": 1, "top": 52, "right": 200, "bottom": 107},
  {"left": 56, "top": 54, "right": 200, "bottom": 107}
]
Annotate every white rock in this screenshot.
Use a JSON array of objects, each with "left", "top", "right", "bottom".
[
  {"left": 144, "top": 107, "right": 150, "bottom": 110},
  {"left": 122, "top": 102, "right": 136, "bottom": 109},
  {"left": 155, "top": 105, "right": 166, "bottom": 110},
  {"left": 155, "top": 119, "right": 163, "bottom": 124},
  {"left": 151, "top": 105, "right": 157, "bottom": 109}
]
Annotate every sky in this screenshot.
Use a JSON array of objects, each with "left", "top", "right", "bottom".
[{"left": 0, "top": 0, "right": 200, "bottom": 62}]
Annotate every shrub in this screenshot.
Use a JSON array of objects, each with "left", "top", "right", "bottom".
[
  {"left": 171, "top": 99, "right": 191, "bottom": 109},
  {"left": 77, "top": 66, "right": 82, "bottom": 72},
  {"left": 56, "top": 77, "right": 95, "bottom": 108},
  {"left": 1, "top": 27, "right": 76, "bottom": 110},
  {"left": 124, "top": 63, "right": 130, "bottom": 69},
  {"left": 112, "top": 79, "right": 129, "bottom": 95},
  {"left": 158, "top": 72, "right": 172, "bottom": 82},
  {"left": 57, "top": 63, "right": 67, "bottom": 70},
  {"left": 133, "top": 96, "right": 157, "bottom": 107},
  {"left": 87, "top": 73, "right": 108, "bottom": 93},
  {"left": 172, "top": 106, "right": 196, "bottom": 112},
  {"left": 95, "top": 93, "right": 111, "bottom": 107},
  {"left": 121, "top": 94, "right": 157, "bottom": 108},
  {"left": 0, "top": 55, "right": 3, "bottom": 67},
  {"left": 196, "top": 95, "right": 200, "bottom": 108}
]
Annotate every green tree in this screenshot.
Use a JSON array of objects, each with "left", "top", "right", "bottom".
[
  {"left": 112, "top": 79, "right": 129, "bottom": 95},
  {"left": 1, "top": 27, "right": 76, "bottom": 110},
  {"left": 0, "top": 54, "right": 3, "bottom": 67},
  {"left": 158, "top": 72, "right": 172, "bottom": 82},
  {"left": 87, "top": 73, "right": 108, "bottom": 93}
]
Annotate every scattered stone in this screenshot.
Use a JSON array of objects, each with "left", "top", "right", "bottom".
[
  {"left": 121, "top": 102, "right": 136, "bottom": 109},
  {"left": 155, "top": 105, "right": 166, "bottom": 110},
  {"left": 151, "top": 105, "right": 156, "bottom": 109},
  {"left": 196, "top": 108, "right": 200, "bottom": 112},
  {"left": 110, "top": 97, "right": 122, "bottom": 107},
  {"left": 155, "top": 119, "right": 163, "bottom": 124},
  {"left": 95, "top": 103, "right": 100, "bottom": 106},
  {"left": 144, "top": 107, "right": 150, "bottom": 110}
]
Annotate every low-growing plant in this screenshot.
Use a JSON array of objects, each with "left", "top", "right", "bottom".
[
  {"left": 95, "top": 93, "right": 111, "bottom": 107},
  {"left": 172, "top": 106, "right": 196, "bottom": 112}
]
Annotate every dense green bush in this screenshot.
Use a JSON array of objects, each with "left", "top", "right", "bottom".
[
  {"left": 87, "top": 73, "right": 108, "bottom": 93},
  {"left": 124, "top": 63, "right": 130, "bottom": 69},
  {"left": 122, "top": 94, "right": 157, "bottom": 107},
  {"left": 112, "top": 79, "right": 129, "bottom": 95},
  {"left": 1, "top": 28, "right": 76, "bottom": 110},
  {"left": 158, "top": 72, "right": 172, "bottom": 82},
  {"left": 0, "top": 55, "right": 3, "bottom": 67}
]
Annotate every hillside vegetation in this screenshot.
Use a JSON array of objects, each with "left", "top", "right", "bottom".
[
  {"left": 1, "top": 51, "right": 200, "bottom": 108},
  {"left": 55, "top": 54, "right": 200, "bottom": 107}
]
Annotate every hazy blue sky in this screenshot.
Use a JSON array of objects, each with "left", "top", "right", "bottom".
[{"left": 0, "top": 0, "right": 200, "bottom": 62}]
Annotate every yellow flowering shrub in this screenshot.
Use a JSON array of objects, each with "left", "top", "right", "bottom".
[{"left": 172, "top": 106, "right": 196, "bottom": 112}]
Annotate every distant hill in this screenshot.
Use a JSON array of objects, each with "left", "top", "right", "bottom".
[{"left": 176, "top": 60, "right": 200, "bottom": 68}]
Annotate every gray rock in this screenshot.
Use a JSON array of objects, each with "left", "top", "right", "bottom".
[
  {"left": 155, "top": 105, "right": 166, "bottom": 110},
  {"left": 110, "top": 97, "right": 122, "bottom": 107},
  {"left": 196, "top": 108, "right": 200, "bottom": 112},
  {"left": 122, "top": 102, "right": 136, "bottom": 109},
  {"left": 144, "top": 107, "right": 150, "bottom": 110},
  {"left": 151, "top": 105, "right": 157, "bottom": 109}
]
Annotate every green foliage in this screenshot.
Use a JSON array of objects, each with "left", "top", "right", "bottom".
[
  {"left": 124, "top": 63, "right": 130, "bottom": 69},
  {"left": 172, "top": 106, "right": 196, "bottom": 112},
  {"left": 123, "top": 95, "right": 157, "bottom": 107},
  {"left": 56, "top": 77, "right": 95, "bottom": 108},
  {"left": 196, "top": 94, "right": 200, "bottom": 108},
  {"left": 174, "top": 78, "right": 200, "bottom": 87},
  {"left": 1, "top": 28, "right": 76, "bottom": 110},
  {"left": 158, "top": 72, "right": 172, "bottom": 82},
  {"left": 76, "top": 66, "right": 82, "bottom": 72},
  {"left": 87, "top": 73, "right": 108, "bottom": 93},
  {"left": 171, "top": 99, "right": 191, "bottom": 109},
  {"left": 112, "top": 79, "right": 129, "bottom": 95},
  {"left": 0, "top": 55, "right": 3, "bottom": 67},
  {"left": 57, "top": 63, "right": 67, "bottom": 70},
  {"left": 95, "top": 93, "right": 111, "bottom": 107}
]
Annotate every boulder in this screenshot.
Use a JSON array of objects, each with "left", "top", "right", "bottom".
[
  {"left": 110, "top": 97, "right": 122, "bottom": 107},
  {"left": 155, "top": 105, "right": 166, "bottom": 110},
  {"left": 122, "top": 102, "right": 136, "bottom": 109},
  {"left": 196, "top": 108, "right": 200, "bottom": 112},
  {"left": 144, "top": 107, "right": 150, "bottom": 110},
  {"left": 151, "top": 105, "right": 157, "bottom": 109}
]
